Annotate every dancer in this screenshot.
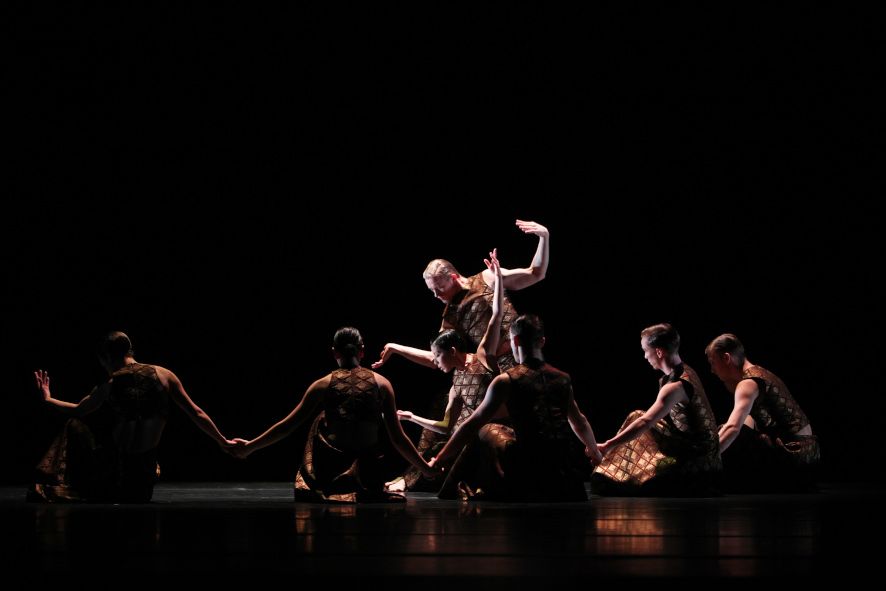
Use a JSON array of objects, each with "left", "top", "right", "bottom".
[
  {"left": 30, "top": 331, "right": 234, "bottom": 502},
  {"left": 706, "top": 333, "right": 819, "bottom": 492},
  {"left": 433, "top": 314, "right": 603, "bottom": 501},
  {"left": 591, "top": 324, "right": 722, "bottom": 496},
  {"left": 229, "top": 327, "right": 436, "bottom": 503}
]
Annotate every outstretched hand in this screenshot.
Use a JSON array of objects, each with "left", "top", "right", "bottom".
[
  {"left": 396, "top": 410, "right": 413, "bottom": 421},
  {"left": 371, "top": 344, "right": 396, "bottom": 369},
  {"left": 34, "top": 370, "right": 51, "bottom": 402},
  {"left": 515, "top": 219, "right": 549, "bottom": 238}
]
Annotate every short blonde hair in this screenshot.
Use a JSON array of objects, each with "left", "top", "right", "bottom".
[{"left": 423, "top": 258, "right": 460, "bottom": 280}]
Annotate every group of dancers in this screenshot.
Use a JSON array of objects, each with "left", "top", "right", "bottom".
[{"left": 28, "top": 220, "right": 819, "bottom": 503}]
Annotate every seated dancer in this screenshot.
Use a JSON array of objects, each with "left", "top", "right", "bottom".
[
  {"left": 30, "top": 331, "right": 234, "bottom": 503},
  {"left": 591, "top": 323, "right": 722, "bottom": 496},
  {"left": 372, "top": 220, "right": 549, "bottom": 491},
  {"left": 393, "top": 249, "right": 511, "bottom": 498},
  {"left": 432, "top": 314, "right": 603, "bottom": 502},
  {"left": 229, "top": 327, "right": 436, "bottom": 503},
  {"left": 706, "top": 333, "right": 819, "bottom": 492}
]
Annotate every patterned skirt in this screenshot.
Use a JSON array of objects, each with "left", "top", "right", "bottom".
[
  {"left": 28, "top": 418, "right": 158, "bottom": 503},
  {"left": 437, "top": 420, "right": 517, "bottom": 500},
  {"left": 295, "top": 413, "right": 406, "bottom": 503},
  {"left": 591, "top": 410, "right": 721, "bottom": 497}
]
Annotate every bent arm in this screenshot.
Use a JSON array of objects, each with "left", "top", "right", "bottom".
[
  {"left": 567, "top": 392, "right": 602, "bottom": 464},
  {"left": 496, "top": 220, "right": 549, "bottom": 291},
  {"left": 434, "top": 374, "right": 509, "bottom": 466},
  {"left": 166, "top": 370, "right": 231, "bottom": 447},
  {"left": 35, "top": 370, "right": 108, "bottom": 417},
  {"left": 372, "top": 343, "right": 436, "bottom": 369},
  {"left": 719, "top": 380, "right": 758, "bottom": 453}
]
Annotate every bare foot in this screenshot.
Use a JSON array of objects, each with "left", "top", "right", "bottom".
[{"left": 384, "top": 476, "right": 406, "bottom": 492}]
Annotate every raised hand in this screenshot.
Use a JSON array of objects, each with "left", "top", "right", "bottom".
[
  {"left": 515, "top": 219, "right": 549, "bottom": 238},
  {"left": 34, "top": 370, "right": 51, "bottom": 401},
  {"left": 483, "top": 248, "right": 500, "bottom": 273}
]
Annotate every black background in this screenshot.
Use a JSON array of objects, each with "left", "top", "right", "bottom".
[{"left": 5, "top": 6, "right": 881, "bottom": 484}]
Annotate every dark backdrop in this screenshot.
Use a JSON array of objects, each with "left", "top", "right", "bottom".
[{"left": 5, "top": 7, "right": 880, "bottom": 484}]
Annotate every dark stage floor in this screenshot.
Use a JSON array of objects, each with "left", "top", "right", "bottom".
[{"left": 1, "top": 482, "right": 880, "bottom": 584}]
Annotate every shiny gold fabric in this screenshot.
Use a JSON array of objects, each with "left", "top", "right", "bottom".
[
  {"left": 438, "top": 420, "right": 516, "bottom": 500},
  {"left": 481, "top": 360, "right": 589, "bottom": 502},
  {"left": 718, "top": 366, "right": 818, "bottom": 492},
  {"left": 322, "top": 367, "right": 384, "bottom": 450},
  {"left": 442, "top": 272, "right": 518, "bottom": 370},
  {"left": 29, "top": 364, "right": 169, "bottom": 504},
  {"left": 28, "top": 418, "right": 159, "bottom": 503},
  {"left": 743, "top": 365, "right": 813, "bottom": 441},
  {"left": 106, "top": 363, "right": 169, "bottom": 420},
  {"left": 452, "top": 356, "right": 496, "bottom": 428},
  {"left": 294, "top": 413, "right": 404, "bottom": 503},
  {"left": 592, "top": 364, "right": 721, "bottom": 496},
  {"left": 293, "top": 367, "right": 404, "bottom": 503},
  {"left": 399, "top": 270, "right": 517, "bottom": 492},
  {"left": 658, "top": 364, "right": 722, "bottom": 476},
  {"left": 594, "top": 410, "right": 667, "bottom": 486},
  {"left": 392, "top": 352, "right": 496, "bottom": 492}
]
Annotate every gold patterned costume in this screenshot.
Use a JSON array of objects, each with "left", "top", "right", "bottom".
[
  {"left": 722, "top": 365, "right": 819, "bottom": 492},
  {"left": 398, "top": 272, "right": 518, "bottom": 491},
  {"left": 592, "top": 364, "right": 722, "bottom": 496},
  {"left": 29, "top": 363, "right": 167, "bottom": 503},
  {"left": 294, "top": 367, "right": 405, "bottom": 503},
  {"left": 470, "top": 359, "right": 588, "bottom": 502}
]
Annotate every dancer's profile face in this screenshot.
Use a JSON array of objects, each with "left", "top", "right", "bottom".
[{"left": 641, "top": 338, "right": 662, "bottom": 371}]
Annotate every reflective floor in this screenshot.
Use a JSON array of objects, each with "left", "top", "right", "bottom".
[{"left": 1, "top": 482, "right": 880, "bottom": 585}]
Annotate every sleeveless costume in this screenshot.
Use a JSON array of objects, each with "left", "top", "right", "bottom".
[
  {"left": 294, "top": 366, "right": 405, "bottom": 503},
  {"left": 591, "top": 364, "right": 722, "bottom": 496},
  {"left": 29, "top": 363, "right": 168, "bottom": 503},
  {"left": 721, "top": 365, "right": 819, "bottom": 492},
  {"left": 489, "top": 359, "right": 587, "bottom": 502},
  {"left": 399, "top": 271, "right": 518, "bottom": 492},
  {"left": 434, "top": 356, "right": 515, "bottom": 500}
]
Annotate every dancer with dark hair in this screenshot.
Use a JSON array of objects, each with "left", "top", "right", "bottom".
[
  {"left": 30, "top": 331, "right": 234, "bottom": 503},
  {"left": 591, "top": 324, "right": 722, "bottom": 496},
  {"left": 229, "top": 327, "right": 436, "bottom": 503},
  {"left": 432, "top": 314, "right": 603, "bottom": 502},
  {"left": 706, "top": 333, "right": 819, "bottom": 492}
]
